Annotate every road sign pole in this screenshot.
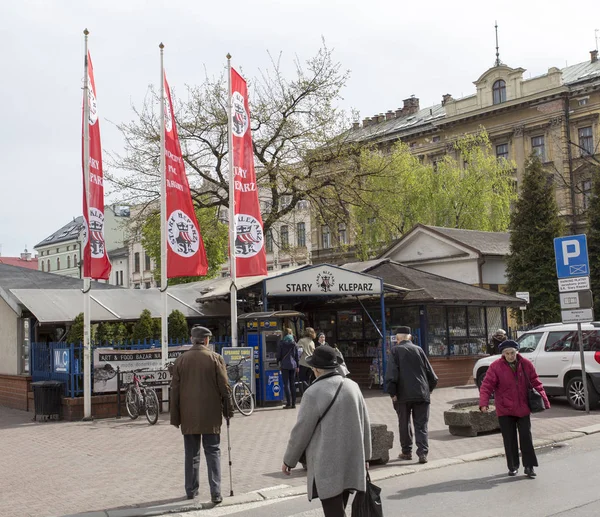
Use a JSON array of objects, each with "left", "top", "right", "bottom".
[{"left": 577, "top": 322, "right": 591, "bottom": 414}]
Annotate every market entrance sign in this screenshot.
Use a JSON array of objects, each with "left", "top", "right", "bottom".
[{"left": 264, "top": 264, "right": 383, "bottom": 296}]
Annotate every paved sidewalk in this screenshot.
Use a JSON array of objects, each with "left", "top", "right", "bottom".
[{"left": 2, "top": 385, "right": 600, "bottom": 517}]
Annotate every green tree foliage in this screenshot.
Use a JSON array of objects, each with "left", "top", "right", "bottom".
[
  {"left": 152, "top": 318, "right": 161, "bottom": 341},
  {"left": 95, "top": 322, "right": 116, "bottom": 345},
  {"left": 65, "top": 313, "right": 84, "bottom": 344},
  {"left": 168, "top": 310, "right": 189, "bottom": 342},
  {"left": 132, "top": 309, "right": 155, "bottom": 342},
  {"left": 114, "top": 322, "right": 130, "bottom": 343},
  {"left": 506, "top": 155, "right": 565, "bottom": 325},
  {"left": 141, "top": 205, "right": 228, "bottom": 285},
  {"left": 352, "top": 130, "right": 517, "bottom": 257},
  {"left": 586, "top": 169, "right": 600, "bottom": 308}
]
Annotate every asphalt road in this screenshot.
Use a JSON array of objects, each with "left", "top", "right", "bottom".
[{"left": 173, "top": 432, "right": 600, "bottom": 517}]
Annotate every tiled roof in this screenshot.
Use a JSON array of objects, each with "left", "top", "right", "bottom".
[
  {"left": 425, "top": 226, "right": 510, "bottom": 255},
  {"left": 0, "top": 257, "right": 39, "bottom": 270},
  {"left": 343, "top": 258, "right": 522, "bottom": 306},
  {"left": 34, "top": 217, "right": 84, "bottom": 249}
]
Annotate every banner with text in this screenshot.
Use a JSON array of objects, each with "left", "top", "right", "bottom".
[
  {"left": 92, "top": 346, "right": 190, "bottom": 393},
  {"left": 163, "top": 73, "right": 208, "bottom": 278},
  {"left": 82, "top": 51, "right": 111, "bottom": 280},
  {"left": 230, "top": 68, "right": 267, "bottom": 277}
]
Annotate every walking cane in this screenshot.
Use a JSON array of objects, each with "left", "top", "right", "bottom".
[{"left": 225, "top": 396, "right": 234, "bottom": 497}]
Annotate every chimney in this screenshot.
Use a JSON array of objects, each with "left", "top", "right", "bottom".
[
  {"left": 21, "top": 248, "right": 32, "bottom": 262},
  {"left": 377, "top": 113, "right": 385, "bottom": 123},
  {"left": 442, "top": 93, "right": 453, "bottom": 106},
  {"left": 362, "top": 117, "right": 372, "bottom": 127},
  {"left": 385, "top": 110, "right": 394, "bottom": 121},
  {"left": 591, "top": 50, "right": 599, "bottom": 64},
  {"left": 352, "top": 121, "right": 360, "bottom": 130},
  {"left": 402, "top": 96, "right": 420, "bottom": 115}
]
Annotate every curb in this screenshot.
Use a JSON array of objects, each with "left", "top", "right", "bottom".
[{"left": 67, "top": 425, "right": 600, "bottom": 516}]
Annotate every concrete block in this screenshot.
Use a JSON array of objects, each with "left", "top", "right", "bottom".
[
  {"left": 369, "top": 423, "right": 394, "bottom": 464},
  {"left": 444, "top": 402, "right": 500, "bottom": 437}
]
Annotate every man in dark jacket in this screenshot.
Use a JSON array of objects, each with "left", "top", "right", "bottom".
[
  {"left": 277, "top": 328, "right": 300, "bottom": 408},
  {"left": 385, "top": 326, "right": 438, "bottom": 464},
  {"left": 170, "top": 326, "right": 231, "bottom": 503}
]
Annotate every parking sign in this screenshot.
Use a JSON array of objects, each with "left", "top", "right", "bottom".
[{"left": 554, "top": 235, "right": 589, "bottom": 279}]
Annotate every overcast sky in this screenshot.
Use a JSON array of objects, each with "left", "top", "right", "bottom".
[{"left": 1, "top": 0, "right": 598, "bottom": 257}]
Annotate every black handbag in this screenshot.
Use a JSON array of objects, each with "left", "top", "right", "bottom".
[
  {"left": 351, "top": 472, "right": 383, "bottom": 517},
  {"left": 521, "top": 362, "right": 545, "bottom": 413}
]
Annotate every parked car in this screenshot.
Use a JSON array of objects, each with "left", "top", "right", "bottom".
[{"left": 473, "top": 322, "right": 600, "bottom": 410}]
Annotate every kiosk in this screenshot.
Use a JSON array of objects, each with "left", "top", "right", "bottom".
[{"left": 238, "top": 311, "right": 305, "bottom": 406}]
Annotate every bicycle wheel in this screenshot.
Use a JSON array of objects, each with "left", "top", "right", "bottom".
[
  {"left": 233, "top": 382, "right": 254, "bottom": 416},
  {"left": 125, "top": 385, "right": 140, "bottom": 420},
  {"left": 144, "top": 389, "right": 159, "bottom": 425}
]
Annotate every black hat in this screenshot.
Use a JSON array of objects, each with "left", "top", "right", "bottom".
[
  {"left": 306, "top": 345, "right": 339, "bottom": 369},
  {"left": 395, "top": 326, "right": 411, "bottom": 335},
  {"left": 498, "top": 340, "right": 519, "bottom": 353},
  {"left": 191, "top": 326, "right": 212, "bottom": 339}
]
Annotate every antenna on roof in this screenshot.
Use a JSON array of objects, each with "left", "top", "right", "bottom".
[
  {"left": 494, "top": 21, "right": 502, "bottom": 67},
  {"left": 596, "top": 29, "right": 599, "bottom": 52}
]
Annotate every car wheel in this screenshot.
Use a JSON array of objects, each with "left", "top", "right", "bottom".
[
  {"left": 476, "top": 369, "right": 488, "bottom": 389},
  {"left": 566, "top": 376, "right": 600, "bottom": 410}
]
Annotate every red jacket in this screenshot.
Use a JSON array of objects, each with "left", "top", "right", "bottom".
[{"left": 479, "top": 355, "right": 550, "bottom": 417}]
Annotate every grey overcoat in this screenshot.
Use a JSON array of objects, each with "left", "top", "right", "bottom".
[{"left": 283, "top": 372, "right": 371, "bottom": 501}]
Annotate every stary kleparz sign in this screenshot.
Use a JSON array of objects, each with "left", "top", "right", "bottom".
[{"left": 265, "top": 265, "right": 382, "bottom": 296}]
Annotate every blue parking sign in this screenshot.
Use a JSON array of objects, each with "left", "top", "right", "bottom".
[{"left": 554, "top": 235, "right": 589, "bottom": 279}]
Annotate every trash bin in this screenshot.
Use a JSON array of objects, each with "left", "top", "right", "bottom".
[{"left": 31, "top": 381, "right": 63, "bottom": 421}]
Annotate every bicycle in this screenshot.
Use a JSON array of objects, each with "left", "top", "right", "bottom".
[
  {"left": 125, "top": 369, "right": 160, "bottom": 425},
  {"left": 226, "top": 356, "right": 255, "bottom": 416}
]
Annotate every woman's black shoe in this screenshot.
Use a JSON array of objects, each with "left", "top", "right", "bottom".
[
  {"left": 508, "top": 468, "right": 518, "bottom": 476},
  {"left": 524, "top": 467, "right": 536, "bottom": 478}
]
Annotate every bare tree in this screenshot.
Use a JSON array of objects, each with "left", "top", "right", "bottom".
[{"left": 107, "top": 43, "right": 372, "bottom": 232}]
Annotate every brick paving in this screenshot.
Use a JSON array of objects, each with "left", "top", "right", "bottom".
[{"left": 2, "top": 385, "right": 600, "bottom": 517}]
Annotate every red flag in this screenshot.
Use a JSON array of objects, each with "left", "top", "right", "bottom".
[
  {"left": 163, "top": 73, "right": 208, "bottom": 278},
  {"left": 230, "top": 68, "right": 267, "bottom": 277},
  {"left": 82, "top": 52, "right": 111, "bottom": 280}
]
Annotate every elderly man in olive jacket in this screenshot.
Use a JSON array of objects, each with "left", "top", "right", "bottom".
[{"left": 170, "top": 326, "right": 231, "bottom": 503}]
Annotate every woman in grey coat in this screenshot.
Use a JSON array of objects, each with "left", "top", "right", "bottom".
[{"left": 282, "top": 345, "right": 371, "bottom": 517}]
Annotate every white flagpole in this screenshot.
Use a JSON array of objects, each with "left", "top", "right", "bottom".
[
  {"left": 159, "top": 43, "right": 169, "bottom": 409},
  {"left": 227, "top": 54, "right": 238, "bottom": 347},
  {"left": 82, "top": 28, "right": 92, "bottom": 420}
]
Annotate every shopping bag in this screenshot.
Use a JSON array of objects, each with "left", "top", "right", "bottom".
[{"left": 351, "top": 473, "right": 383, "bottom": 517}]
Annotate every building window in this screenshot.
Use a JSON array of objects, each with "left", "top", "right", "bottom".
[
  {"left": 296, "top": 222, "right": 306, "bottom": 248},
  {"left": 496, "top": 143, "right": 509, "bottom": 161},
  {"left": 531, "top": 136, "right": 545, "bottom": 161},
  {"left": 47, "top": 259, "right": 50, "bottom": 272},
  {"left": 266, "top": 230, "right": 273, "bottom": 253},
  {"left": 145, "top": 282, "right": 151, "bottom": 289},
  {"left": 57, "top": 257, "right": 60, "bottom": 270},
  {"left": 144, "top": 253, "right": 151, "bottom": 271},
  {"left": 492, "top": 79, "right": 506, "bottom": 105},
  {"left": 120, "top": 271, "right": 124, "bottom": 286},
  {"left": 134, "top": 252, "right": 140, "bottom": 273},
  {"left": 41, "top": 261, "right": 45, "bottom": 272},
  {"left": 74, "top": 254, "right": 78, "bottom": 267},
  {"left": 338, "top": 223, "right": 347, "bottom": 245},
  {"left": 583, "top": 180, "right": 593, "bottom": 210},
  {"left": 432, "top": 136, "right": 441, "bottom": 143},
  {"left": 67, "top": 256, "right": 71, "bottom": 269},
  {"left": 280, "top": 225, "right": 289, "bottom": 249},
  {"left": 56, "top": 247, "right": 60, "bottom": 253},
  {"left": 321, "top": 225, "right": 331, "bottom": 249},
  {"left": 297, "top": 200, "right": 309, "bottom": 210},
  {"left": 66, "top": 245, "right": 70, "bottom": 251},
  {"left": 281, "top": 195, "right": 291, "bottom": 208},
  {"left": 134, "top": 283, "right": 141, "bottom": 289},
  {"left": 579, "top": 126, "right": 594, "bottom": 156}
]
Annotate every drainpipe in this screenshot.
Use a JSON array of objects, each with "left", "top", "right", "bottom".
[
  {"left": 565, "top": 95, "right": 577, "bottom": 234},
  {"left": 477, "top": 257, "right": 486, "bottom": 288}
]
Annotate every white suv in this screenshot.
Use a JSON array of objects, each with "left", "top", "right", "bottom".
[{"left": 473, "top": 322, "right": 600, "bottom": 410}]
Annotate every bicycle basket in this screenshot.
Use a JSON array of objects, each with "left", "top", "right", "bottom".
[{"left": 227, "top": 365, "right": 241, "bottom": 382}]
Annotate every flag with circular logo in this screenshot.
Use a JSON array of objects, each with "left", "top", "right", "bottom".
[
  {"left": 163, "top": 73, "right": 208, "bottom": 278},
  {"left": 230, "top": 68, "right": 267, "bottom": 277},
  {"left": 81, "top": 51, "right": 111, "bottom": 280}
]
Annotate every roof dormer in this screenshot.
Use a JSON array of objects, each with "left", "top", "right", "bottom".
[{"left": 473, "top": 65, "right": 525, "bottom": 109}]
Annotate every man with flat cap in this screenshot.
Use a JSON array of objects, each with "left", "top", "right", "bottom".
[
  {"left": 385, "top": 326, "right": 438, "bottom": 464},
  {"left": 170, "top": 326, "right": 232, "bottom": 504}
]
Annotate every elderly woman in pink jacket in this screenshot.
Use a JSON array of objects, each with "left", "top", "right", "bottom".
[{"left": 479, "top": 339, "right": 550, "bottom": 478}]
